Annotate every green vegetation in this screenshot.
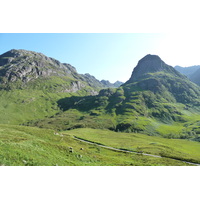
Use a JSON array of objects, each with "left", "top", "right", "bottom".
[
  {"left": 26, "top": 86, "right": 200, "bottom": 141},
  {"left": 2, "top": 50, "right": 200, "bottom": 166},
  {"left": 0, "top": 83, "right": 98, "bottom": 125},
  {"left": 0, "top": 124, "right": 192, "bottom": 166},
  {"left": 0, "top": 89, "right": 68, "bottom": 124},
  {"left": 65, "top": 128, "right": 200, "bottom": 164},
  {"left": 0, "top": 125, "right": 194, "bottom": 166}
]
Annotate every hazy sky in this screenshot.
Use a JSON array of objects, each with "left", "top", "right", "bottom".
[{"left": 1, "top": 33, "right": 200, "bottom": 83}]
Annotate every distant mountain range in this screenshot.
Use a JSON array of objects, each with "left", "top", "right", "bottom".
[
  {"left": 174, "top": 65, "right": 200, "bottom": 77},
  {"left": 174, "top": 65, "right": 200, "bottom": 86}
]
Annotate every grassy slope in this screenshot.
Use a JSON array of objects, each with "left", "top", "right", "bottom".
[
  {"left": 1, "top": 72, "right": 200, "bottom": 166},
  {"left": 0, "top": 89, "right": 64, "bottom": 124},
  {"left": 29, "top": 101, "right": 200, "bottom": 141},
  {"left": 0, "top": 124, "right": 193, "bottom": 166},
  {"left": 25, "top": 80, "right": 200, "bottom": 140},
  {"left": 0, "top": 86, "right": 96, "bottom": 125},
  {"left": 65, "top": 128, "right": 200, "bottom": 164}
]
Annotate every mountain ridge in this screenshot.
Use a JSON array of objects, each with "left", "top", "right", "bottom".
[
  {"left": 1, "top": 50, "right": 200, "bottom": 138},
  {"left": 31, "top": 54, "right": 200, "bottom": 136},
  {"left": 127, "top": 54, "right": 182, "bottom": 83},
  {"left": 124, "top": 54, "right": 200, "bottom": 104},
  {"left": 174, "top": 65, "right": 200, "bottom": 86},
  {"left": 0, "top": 49, "right": 122, "bottom": 92},
  {"left": 174, "top": 65, "right": 200, "bottom": 77},
  {"left": 3, "top": 49, "right": 200, "bottom": 166}
]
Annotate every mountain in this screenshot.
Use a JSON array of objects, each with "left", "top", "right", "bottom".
[
  {"left": 174, "top": 65, "right": 200, "bottom": 86},
  {"left": 113, "top": 80, "right": 123, "bottom": 87},
  {"left": 0, "top": 49, "right": 78, "bottom": 81},
  {"left": 100, "top": 80, "right": 114, "bottom": 87},
  {"left": 127, "top": 54, "right": 181, "bottom": 82},
  {"left": 0, "top": 49, "right": 123, "bottom": 92},
  {"left": 0, "top": 49, "right": 104, "bottom": 94},
  {"left": 81, "top": 73, "right": 105, "bottom": 88},
  {"left": 100, "top": 80, "right": 123, "bottom": 88},
  {"left": 189, "top": 68, "right": 200, "bottom": 86},
  {"left": 3, "top": 50, "right": 200, "bottom": 166},
  {"left": 125, "top": 54, "right": 200, "bottom": 104},
  {"left": 32, "top": 54, "right": 200, "bottom": 138},
  {"left": 1, "top": 50, "right": 200, "bottom": 139},
  {"left": 81, "top": 75, "right": 123, "bottom": 88},
  {"left": 174, "top": 65, "right": 200, "bottom": 77},
  {"left": 0, "top": 49, "right": 123, "bottom": 124}
]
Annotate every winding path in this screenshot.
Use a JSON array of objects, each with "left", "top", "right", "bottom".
[{"left": 73, "top": 136, "right": 200, "bottom": 166}]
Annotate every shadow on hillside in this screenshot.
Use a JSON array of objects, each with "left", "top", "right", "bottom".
[{"left": 57, "top": 95, "right": 97, "bottom": 112}]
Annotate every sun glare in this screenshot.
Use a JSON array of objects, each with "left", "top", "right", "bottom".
[{"left": 156, "top": 33, "right": 200, "bottom": 67}]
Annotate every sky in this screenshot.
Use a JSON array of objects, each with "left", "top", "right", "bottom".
[{"left": 1, "top": 33, "right": 200, "bottom": 83}]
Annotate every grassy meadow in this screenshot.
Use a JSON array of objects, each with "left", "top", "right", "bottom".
[
  {"left": 65, "top": 128, "right": 200, "bottom": 164},
  {"left": 1, "top": 88, "right": 200, "bottom": 166},
  {"left": 2, "top": 124, "right": 200, "bottom": 166},
  {"left": 0, "top": 124, "right": 197, "bottom": 166}
]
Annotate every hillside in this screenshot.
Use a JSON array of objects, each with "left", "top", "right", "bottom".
[
  {"left": 30, "top": 54, "right": 200, "bottom": 140},
  {"left": 1, "top": 125, "right": 198, "bottom": 166},
  {"left": 2, "top": 50, "right": 200, "bottom": 166},
  {"left": 125, "top": 54, "right": 200, "bottom": 104},
  {"left": 0, "top": 49, "right": 123, "bottom": 124},
  {"left": 188, "top": 68, "right": 200, "bottom": 86},
  {"left": 0, "top": 49, "right": 109, "bottom": 93}
]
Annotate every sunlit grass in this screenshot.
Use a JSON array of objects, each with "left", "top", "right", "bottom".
[
  {"left": 0, "top": 124, "right": 192, "bottom": 166},
  {"left": 65, "top": 128, "right": 200, "bottom": 164}
]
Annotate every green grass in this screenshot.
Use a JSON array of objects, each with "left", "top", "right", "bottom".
[
  {"left": 0, "top": 124, "right": 193, "bottom": 166},
  {"left": 27, "top": 101, "right": 200, "bottom": 141},
  {"left": 0, "top": 89, "right": 63, "bottom": 124},
  {"left": 0, "top": 87, "right": 97, "bottom": 125},
  {"left": 25, "top": 82, "right": 200, "bottom": 140},
  {"left": 64, "top": 128, "right": 200, "bottom": 164},
  {"left": 154, "top": 123, "right": 183, "bottom": 136},
  {"left": 1, "top": 70, "right": 200, "bottom": 166}
]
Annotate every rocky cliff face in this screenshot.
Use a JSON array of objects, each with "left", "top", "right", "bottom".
[
  {"left": 81, "top": 73, "right": 105, "bottom": 88},
  {"left": 0, "top": 49, "right": 78, "bottom": 84},
  {"left": 81, "top": 75, "right": 123, "bottom": 89},
  {"left": 0, "top": 49, "right": 121, "bottom": 93}
]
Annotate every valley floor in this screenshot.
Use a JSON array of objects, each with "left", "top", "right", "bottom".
[{"left": 1, "top": 125, "right": 200, "bottom": 166}]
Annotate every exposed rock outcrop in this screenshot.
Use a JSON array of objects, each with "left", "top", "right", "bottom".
[
  {"left": 124, "top": 54, "right": 200, "bottom": 104},
  {"left": 127, "top": 54, "right": 182, "bottom": 83},
  {"left": 0, "top": 49, "right": 122, "bottom": 93},
  {"left": 0, "top": 49, "right": 78, "bottom": 84}
]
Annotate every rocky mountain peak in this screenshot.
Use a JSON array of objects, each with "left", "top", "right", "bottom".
[
  {"left": 0, "top": 49, "right": 121, "bottom": 93},
  {"left": 0, "top": 49, "right": 79, "bottom": 84},
  {"left": 0, "top": 49, "right": 49, "bottom": 63},
  {"left": 127, "top": 54, "right": 182, "bottom": 83}
]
